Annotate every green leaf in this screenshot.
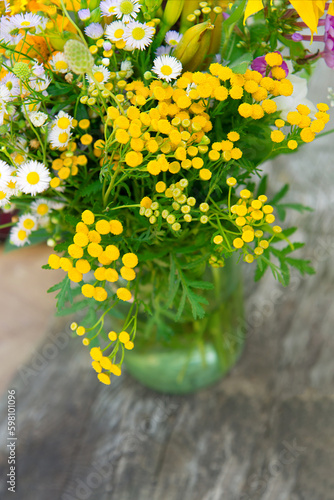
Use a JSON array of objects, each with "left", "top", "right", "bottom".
[
  {"left": 64, "top": 213, "right": 79, "bottom": 227},
  {"left": 54, "top": 276, "right": 72, "bottom": 310},
  {"left": 187, "top": 280, "right": 214, "bottom": 290},
  {"left": 75, "top": 102, "right": 89, "bottom": 121},
  {"left": 223, "top": 0, "right": 246, "bottom": 29},
  {"left": 279, "top": 203, "right": 313, "bottom": 213},
  {"left": 55, "top": 298, "right": 89, "bottom": 316},
  {"left": 47, "top": 280, "right": 64, "bottom": 294},
  {"left": 285, "top": 257, "right": 315, "bottom": 275},
  {"left": 271, "top": 184, "right": 289, "bottom": 204},
  {"left": 175, "top": 289, "right": 187, "bottom": 321},
  {"left": 276, "top": 205, "right": 286, "bottom": 221},
  {"left": 174, "top": 258, "right": 211, "bottom": 320},
  {"left": 254, "top": 257, "right": 268, "bottom": 281},
  {"left": 229, "top": 53, "right": 253, "bottom": 74},
  {"left": 80, "top": 180, "right": 102, "bottom": 197},
  {"left": 48, "top": 84, "right": 73, "bottom": 96},
  {"left": 279, "top": 260, "right": 290, "bottom": 286},
  {"left": 256, "top": 174, "right": 268, "bottom": 198}
]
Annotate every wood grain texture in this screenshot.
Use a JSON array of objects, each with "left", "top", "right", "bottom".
[{"left": 0, "top": 61, "right": 333, "bottom": 500}]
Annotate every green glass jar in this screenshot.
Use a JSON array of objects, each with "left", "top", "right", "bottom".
[{"left": 124, "top": 257, "right": 245, "bottom": 394}]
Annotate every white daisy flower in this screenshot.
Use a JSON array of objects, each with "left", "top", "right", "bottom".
[
  {"left": 49, "top": 52, "right": 69, "bottom": 74},
  {"left": 123, "top": 21, "right": 154, "bottom": 50},
  {"left": 87, "top": 65, "right": 111, "bottom": 85},
  {"left": 155, "top": 45, "right": 172, "bottom": 56},
  {"left": 9, "top": 225, "right": 30, "bottom": 247},
  {"left": 0, "top": 16, "right": 23, "bottom": 45},
  {"left": 30, "top": 111, "right": 48, "bottom": 127},
  {"left": 0, "top": 160, "right": 12, "bottom": 190},
  {"left": 6, "top": 175, "right": 20, "bottom": 197},
  {"left": 0, "top": 188, "right": 10, "bottom": 207},
  {"left": 78, "top": 9, "right": 91, "bottom": 21},
  {"left": 16, "top": 160, "right": 51, "bottom": 196},
  {"left": 49, "top": 127, "right": 72, "bottom": 149},
  {"left": 84, "top": 22, "right": 104, "bottom": 39},
  {"left": 0, "top": 85, "right": 11, "bottom": 103},
  {"left": 11, "top": 13, "right": 43, "bottom": 30},
  {"left": 0, "top": 85, "right": 10, "bottom": 126},
  {"left": 22, "top": 101, "right": 41, "bottom": 118},
  {"left": 31, "top": 62, "right": 46, "bottom": 79},
  {"left": 3, "top": 0, "right": 10, "bottom": 14},
  {"left": 100, "top": 0, "right": 116, "bottom": 17},
  {"left": 31, "top": 198, "right": 52, "bottom": 217},
  {"left": 29, "top": 74, "right": 51, "bottom": 93},
  {"left": 51, "top": 200, "right": 65, "bottom": 210},
  {"left": 111, "top": 0, "right": 141, "bottom": 23},
  {"left": 165, "top": 31, "right": 182, "bottom": 47},
  {"left": 152, "top": 55, "right": 182, "bottom": 82},
  {"left": 18, "top": 213, "right": 38, "bottom": 233},
  {"left": 120, "top": 60, "right": 133, "bottom": 78},
  {"left": 1, "top": 75, "right": 20, "bottom": 97},
  {"left": 35, "top": 16, "right": 48, "bottom": 35},
  {"left": 105, "top": 21, "right": 126, "bottom": 42},
  {"left": 53, "top": 111, "right": 73, "bottom": 132}
]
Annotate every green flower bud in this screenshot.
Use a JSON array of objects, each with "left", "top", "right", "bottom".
[
  {"left": 143, "top": 71, "right": 153, "bottom": 80},
  {"left": 64, "top": 40, "right": 94, "bottom": 75},
  {"left": 12, "top": 62, "right": 31, "bottom": 81}
]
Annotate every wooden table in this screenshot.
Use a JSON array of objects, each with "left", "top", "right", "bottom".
[{"left": 0, "top": 63, "right": 333, "bottom": 500}]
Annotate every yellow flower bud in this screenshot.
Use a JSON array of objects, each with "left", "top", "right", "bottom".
[{"left": 173, "top": 20, "right": 214, "bottom": 72}]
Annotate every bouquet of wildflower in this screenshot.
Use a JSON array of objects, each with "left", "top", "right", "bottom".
[{"left": 0, "top": 0, "right": 332, "bottom": 385}]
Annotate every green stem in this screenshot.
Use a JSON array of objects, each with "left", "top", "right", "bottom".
[
  {"left": 59, "top": 0, "right": 88, "bottom": 46},
  {"left": 103, "top": 163, "right": 122, "bottom": 207}
]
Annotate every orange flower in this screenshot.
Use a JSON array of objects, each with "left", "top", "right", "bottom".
[{"left": 14, "top": 35, "right": 50, "bottom": 63}]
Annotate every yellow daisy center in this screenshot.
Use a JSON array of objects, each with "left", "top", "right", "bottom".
[
  {"left": 26, "top": 172, "right": 40, "bottom": 185},
  {"left": 6, "top": 81, "right": 13, "bottom": 90},
  {"left": 37, "top": 203, "right": 48, "bottom": 215},
  {"left": 55, "top": 60, "right": 68, "bottom": 71},
  {"left": 57, "top": 117, "right": 71, "bottom": 129},
  {"left": 23, "top": 219, "right": 35, "bottom": 229},
  {"left": 8, "top": 180, "right": 16, "bottom": 189},
  {"left": 169, "top": 39, "right": 178, "bottom": 46},
  {"left": 18, "top": 229, "right": 27, "bottom": 240},
  {"left": 108, "top": 6, "right": 116, "bottom": 13},
  {"left": 20, "top": 21, "right": 31, "bottom": 27},
  {"left": 59, "top": 132, "right": 69, "bottom": 143},
  {"left": 0, "top": 191, "right": 6, "bottom": 200},
  {"left": 94, "top": 71, "right": 104, "bottom": 83},
  {"left": 120, "top": 0, "right": 134, "bottom": 15},
  {"left": 114, "top": 28, "right": 124, "bottom": 39},
  {"left": 131, "top": 27, "right": 145, "bottom": 40},
  {"left": 161, "top": 65, "right": 173, "bottom": 76}
]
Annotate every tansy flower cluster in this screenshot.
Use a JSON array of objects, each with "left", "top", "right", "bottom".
[
  {"left": 223, "top": 178, "right": 281, "bottom": 264},
  {"left": 47, "top": 209, "right": 138, "bottom": 304}
]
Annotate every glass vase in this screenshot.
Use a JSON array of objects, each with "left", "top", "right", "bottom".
[{"left": 124, "top": 257, "right": 245, "bottom": 394}]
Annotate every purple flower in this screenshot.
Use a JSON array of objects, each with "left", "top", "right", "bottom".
[
  {"left": 291, "top": 33, "right": 303, "bottom": 42},
  {"left": 324, "top": 15, "right": 334, "bottom": 69},
  {"left": 251, "top": 55, "right": 267, "bottom": 75},
  {"left": 251, "top": 51, "right": 289, "bottom": 77}
]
